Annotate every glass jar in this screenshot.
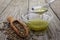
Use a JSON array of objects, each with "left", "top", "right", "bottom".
[{"left": 21, "top": 0, "right": 54, "bottom": 31}]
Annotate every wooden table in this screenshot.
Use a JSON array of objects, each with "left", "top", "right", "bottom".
[
  {"left": 50, "top": 0, "right": 60, "bottom": 20},
  {"left": 0, "top": 0, "right": 60, "bottom": 40}
]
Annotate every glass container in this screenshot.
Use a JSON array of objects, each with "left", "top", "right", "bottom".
[{"left": 21, "top": 0, "right": 55, "bottom": 31}]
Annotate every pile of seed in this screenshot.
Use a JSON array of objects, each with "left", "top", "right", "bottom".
[
  {"left": 4, "top": 22, "right": 30, "bottom": 40},
  {"left": 2, "top": 22, "right": 51, "bottom": 40},
  {"left": 4, "top": 26, "right": 38, "bottom": 40}
]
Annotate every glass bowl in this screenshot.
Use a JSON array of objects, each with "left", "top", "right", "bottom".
[
  {"left": 21, "top": 0, "right": 54, "bottom": 31},
  {"left": 21, "top": 12, "right": 53, "bottom": 31}
]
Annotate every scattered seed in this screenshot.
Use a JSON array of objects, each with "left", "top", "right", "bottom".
[{"left": 1, "top": 22, "right": 52, "bottom": 40}]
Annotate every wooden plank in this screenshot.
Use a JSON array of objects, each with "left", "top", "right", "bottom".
[
  {"left": 43, "top": 8, "right": 58, "bottom": 40},
  {"left": 50, "top": 0, "right": 60, "bottom": 20},
  {"left": 49, "top": 7, "right": 60, "bottom": 31},
  {"left": 0, "top": 0, "right": 28, "bottom": 22},
  {"left": 48, "top": 8, "right": 60, "bottom": 40},
  {"left": 0, "top": 0, "right": 12, "bottom": 15}
]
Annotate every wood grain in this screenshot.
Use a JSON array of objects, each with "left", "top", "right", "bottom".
[
  {"left": 0, "top": 0, "right": 60, "bottom": 40},
  {"left": 0, "top": 0, "right": 12, "bottom": 15},
  {"left": 50, "top": 0, "right": 60, "bottom": 20}
]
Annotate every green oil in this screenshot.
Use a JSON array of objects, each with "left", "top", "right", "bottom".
[
  {"left": 33, "top": 7, "right": 48, "bottom": 15},
  {"left": 26, "top": 19, "right": 48, "bottom": 31}
]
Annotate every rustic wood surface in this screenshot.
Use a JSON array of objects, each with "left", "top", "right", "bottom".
[
  {"left": 0, "top": 0, "right": 60, "bottom": 40},
  {"left": 50, "top": 0, "right": 60, "bottom": 20}
]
